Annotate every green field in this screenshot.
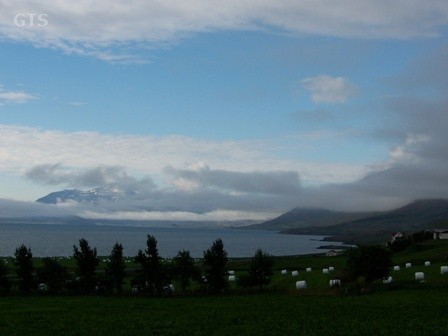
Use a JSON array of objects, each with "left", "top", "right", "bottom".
[
  {"left": 1, "top": 289, "right": 448, "bottom": 335},
  {"left": 1, "top": 240, "right": 448, "bottom": 335}
]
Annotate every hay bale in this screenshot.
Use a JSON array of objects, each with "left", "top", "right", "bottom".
[
  {"left": 405, "top": 263, "right": 412, "bottom": 268},
  {"left": 328, "top": 266, "right": 335, "bottom": 272},
  {"left": 306, "top": 267, "right": 312, "bottom": 272},
  {"left": 441, "top": 266, "right": 448, "bottom": 274},
  {"left": 37, "top": 283, "right": 49, "bottom": 292},
  {"left": 291, "top": 270, "right": 299, "bottom": 277},
  {"left": 415, "top": 272, "right": 425, "bottom": 281},
  {"left": 228, "top": 275, "right": 236, "bottom": 282},
  {"left": 296, "top": 280, "right": 307, "bottom": 289},
  {"left": 322, "top": 268, "right": 329, "bottom": 274},
  {"left": 382, "top": 276, "right": 393, "bottom": 284},
  {"left": 329, "top": 279, "right": 341, "bottom": 287},
  {"left": 393, "top": 266, "right": 400, "bottom": 271},
  {"left": 281, "top": 269, "right": 287, "bottom": 275},
  {"left": 228, "top": 270, "right": 235, "bottom": 275},
  {"left": 424, "top": 261, "right": 431, "bottom": 266}
]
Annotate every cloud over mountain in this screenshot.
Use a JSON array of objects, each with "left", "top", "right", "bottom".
[{"left": 26, "top": 164, "right": 155, "bottom": 192}]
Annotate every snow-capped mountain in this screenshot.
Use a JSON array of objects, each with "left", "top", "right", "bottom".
[{"left": 36, "top": 187, "right": 134, "bottom": 205}]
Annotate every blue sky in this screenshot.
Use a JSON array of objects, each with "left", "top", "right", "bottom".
[{"left": 0, "top": 1, "right": 448, "bottom": 220}]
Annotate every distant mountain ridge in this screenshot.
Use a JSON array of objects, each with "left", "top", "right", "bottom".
[
  {"left": 36, "top": 187, "right": 134, "bottom": 204},
  {"left": 250, "top": 199, "right": 448, "bottom": 244},
  {"left": 249, "top": 208, "right": 378, "bottom": 231}
]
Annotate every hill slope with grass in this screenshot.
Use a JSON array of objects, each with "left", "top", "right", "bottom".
[{"left": 275, "top": 199, "right": 448, "bottom": 243}]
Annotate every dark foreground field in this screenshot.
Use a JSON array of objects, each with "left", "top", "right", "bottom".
[{"left": 1, "top": 288, "right": 447, "bottom": 336}]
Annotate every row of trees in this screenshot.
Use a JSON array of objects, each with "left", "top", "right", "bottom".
[{"left": 0, "top": 236, "right": 274, "bottom": 296}]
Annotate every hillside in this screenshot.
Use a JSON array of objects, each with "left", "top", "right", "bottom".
[
  {"left": 274, "top": 199, "right": 448, "bottom": 244},
  {"left": 248, "top": 208, "right": 377, "bottom": 231}
]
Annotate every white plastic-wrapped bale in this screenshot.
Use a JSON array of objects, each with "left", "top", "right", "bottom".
[
  {"left": 424, "top": 261, "right": 431, "bottom": 266},
  {"left": 228, "top": 275, "right": 236, "bottom": 282},
  {"left": 405, "top": 263, "right": 412, "bottom": 268},
  {"left": 281, "top": 269, "right": 287, "bottom": 275},
  {"left": 228, "top": 270, "right": 235, "bottom": 275},
  {"left": 415, "top": 272, "right": 425, "bottom": 281},
  {"left": 169, "top": 284, "right": 175, "bottom": 292},
  {"left": 328, "top": 266, "right": 335, "bottom": 272},
  {"left": 296, "top": 280, "right": 307, "bottom": 289},
  {"left": 291, "top": 270, "right": 299, "bottom": 277},
  {"left": 393, "top": 266, "right": 400, "bottom": 271},
  {"left": 322, "top": 268, "right": 329, "bottom": 274},
  {"left": 306, "top": 267, "right": 312, "bottom": 272},
  {"left": 329, "top": 279, "right": 341, "bottom": 287},
  {"left": 37, "top": 283, "right": 48, "bottom": 292},
  {"left": 440, "top": 266, "right": 448, "bottom": 274},
  {"left": 382, "top": 276, "right": 393, "bottom": 284}
]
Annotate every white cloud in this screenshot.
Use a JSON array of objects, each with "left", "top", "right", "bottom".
[
  {"left": 165, "top": 164, "right": 302, "bottom": 195},
  {"left": 0, "top": 89, "right": 37, "bottom": 104},
  {"left": 301, "top": 75, "right": 357, "bottom": 103},
  {"left": 0, "top": 1, "right": 447, "bottom": 61},
  {"left": 25, "top": 164, "right": 156, "bottom": 191},
  {"left": 80, "top": 209, "right": 275, "bottom": 222},
  {"left": 0, "top": 124, "right": 368, "bottom": 186},
  {"left": 388, "top": 133, "right": 430, "bottom": 163}
]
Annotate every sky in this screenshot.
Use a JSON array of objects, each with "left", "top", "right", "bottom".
[{"left": 0, "top": 1, "right": 448, "bottom": 221}]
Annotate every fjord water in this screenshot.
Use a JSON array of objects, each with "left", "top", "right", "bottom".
[{"left": 0, "top": 223, "right": 346, "bottom": 257}]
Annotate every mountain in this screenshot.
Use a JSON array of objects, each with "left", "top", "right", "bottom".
[
  {"left": 248, "top": 208, "right": 377, "bottom": 231},
  {"left": 36, "top": 187, "right": 134, "bottom": 204},
  {"left": 280, "top": 199, "right": 448, "bottom": 244}
]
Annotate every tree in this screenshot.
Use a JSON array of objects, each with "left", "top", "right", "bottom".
[
  {"left": 203, "top": 238, "right": 228, "bottom": 293},
  {"left": 73, "top": 239, "right": 99, "bottom": 291},
  {"left": 134, "top": 235, "right": 163, "bottom": 295},
  {"left": 37, "top": 258, "right": 68, "bottom": 294},
  {"left": 0, "top": 259, "right": 11, "bottom": 295},
  {"left": 174, "top": 249, "right": 199, "bottom": 293},
  {"left": 106, "top": 242, "right": 126, "bottom": 294},
  {"left": 14, "top": 244, "right": 34, "bottom": 293},
  {"left": 347, "top": 245, "right": 392, "bottom": 284},
  {"left": 248, "top": 249, "right": 274, "bottom": 287}
]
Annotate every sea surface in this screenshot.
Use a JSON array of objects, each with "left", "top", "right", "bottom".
[{"left": 0, "top": 223, "right": 348, "bottom": 258}]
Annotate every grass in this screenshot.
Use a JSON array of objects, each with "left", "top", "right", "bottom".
[{"left": 1, "top": 289, "right": 448, "bottom": 335}]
